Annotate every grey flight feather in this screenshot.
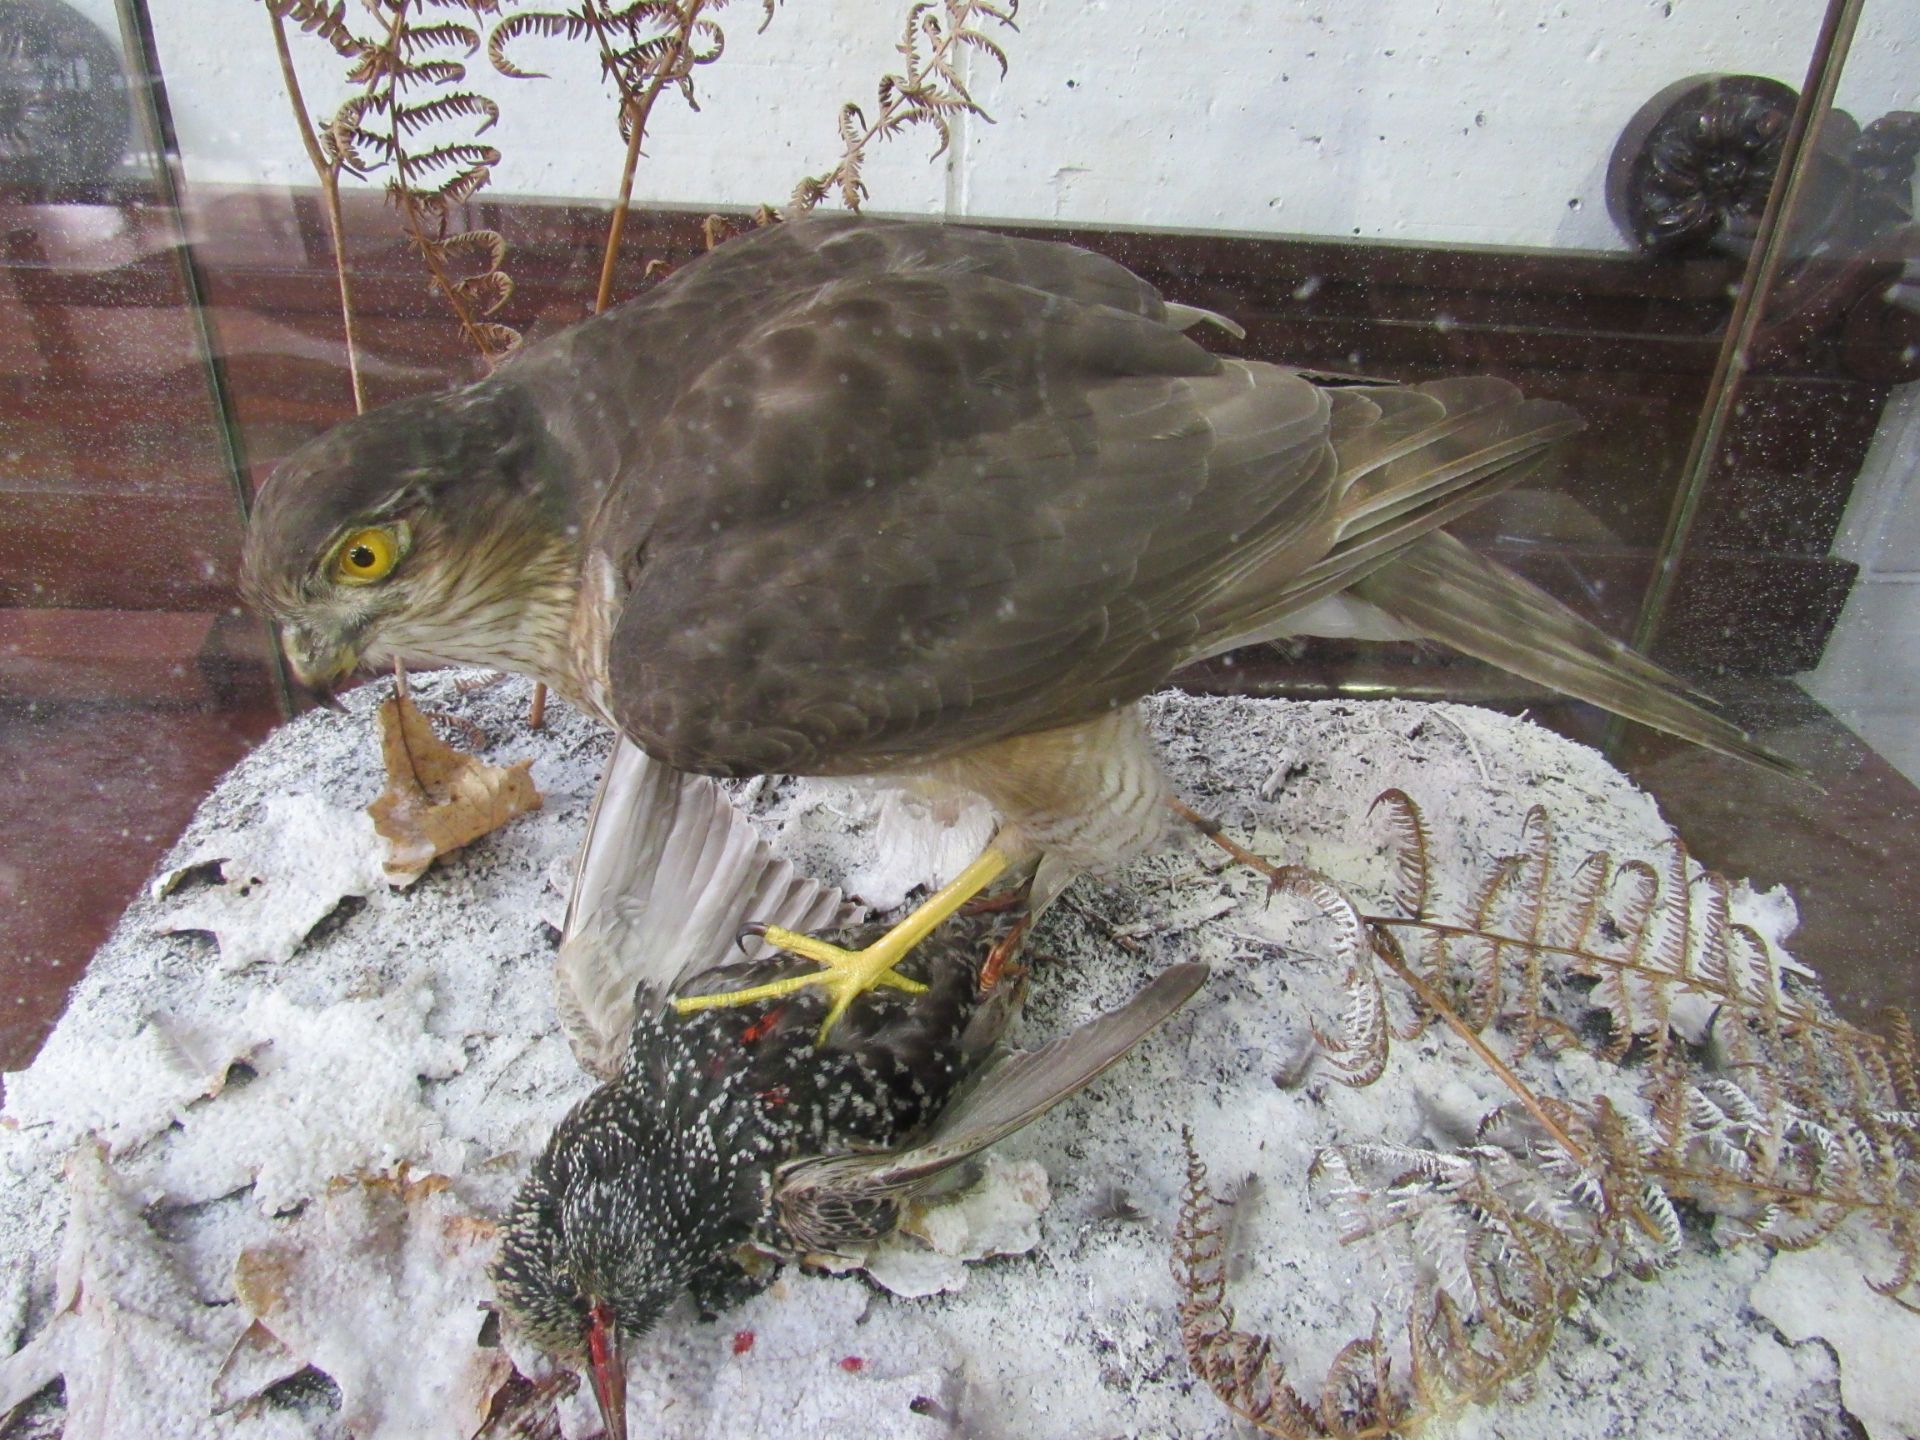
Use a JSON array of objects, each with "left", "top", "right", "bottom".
[
  {"left": 771, "top": 961, "right": 1209, "bottom": 1252},
  {"left": 555, "top": 739, "right": 856, "bottom": 1078},
  {"left": 1351, "top": 530, "right": 1800, "bottom": 776}
]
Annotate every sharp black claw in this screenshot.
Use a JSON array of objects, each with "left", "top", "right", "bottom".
[{"left": 735, "top": 921, "right": 769, "bottom": 954}]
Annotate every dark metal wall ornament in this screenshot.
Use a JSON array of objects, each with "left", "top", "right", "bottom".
[
  {"left": 0, "top": 0, "right": 133, "bottom": 197},
  {"left": 1608, "top": 72, "right": 1919, "bottom": 384}
]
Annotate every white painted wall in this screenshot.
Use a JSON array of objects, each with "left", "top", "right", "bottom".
[
  {"left": 130, "top": 0, "right": 1915, "bottom": 249},
  {"left": 1803, "top": 382, "right": 1920, "bottom": 786}
]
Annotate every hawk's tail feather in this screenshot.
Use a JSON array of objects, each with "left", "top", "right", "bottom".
[
  {"left": 1188, "top": 370, "right": 1579, "bottom": 651},
  {"left": 1353, "top": 531, "right": 1801, "bottom": 779}
]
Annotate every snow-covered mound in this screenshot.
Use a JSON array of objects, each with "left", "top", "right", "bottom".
[{"left": 0, "top": 673, "right": 1907, "bottom": 1439}]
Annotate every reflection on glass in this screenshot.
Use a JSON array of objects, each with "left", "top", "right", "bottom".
[{"left": 0, "top": 0, "right": 278, "bottom": 1069}]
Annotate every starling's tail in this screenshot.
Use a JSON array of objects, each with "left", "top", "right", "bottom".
[
  {"left": 1351, "top": 530, "right": 1800, "bottom": 778},
  {"left": 557, "top": 740, "right": 853, "bottom": 1077}
]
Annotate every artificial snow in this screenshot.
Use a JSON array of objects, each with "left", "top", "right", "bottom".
[
  {"left": 1752, "top": 1233, "right": 1920, "bottom": 1440},
  {"left": 0, "top": 672, "right": 1906, "bottom": 1438},
  {"left": 153, "top": 795, "right": 387, "bottom": 973}
]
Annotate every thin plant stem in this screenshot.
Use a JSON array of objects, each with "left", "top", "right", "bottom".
[
  {"left": 269, "top": 7, "right": 365, "bottom": 414},
  {"left": 1366, "top": 936, "right": 1590, "bottom": 1167},
  {"left": 593, "top": 0, "right": 709, "bottom": 314},
  {"left": 593, "top": 103, "right": 648, "bottom": 314}
]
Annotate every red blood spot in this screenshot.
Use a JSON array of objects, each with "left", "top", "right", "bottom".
[
  {"left": 732, "top": 1330, "right": 755, "bottom": 1355},
  {"left": 839, "top": 1355, "right": 864, "bottom": 1373},
  {"left": 758, "top": 1084, "right": 789, "bottom": 1107},
  {"left": 740, "top": 1006, "right": 787, "bottom": 1046}
]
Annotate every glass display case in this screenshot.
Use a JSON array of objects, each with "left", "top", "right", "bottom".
[{"left": 1, "top": 1, "right": 1914, "bottom": 1435}]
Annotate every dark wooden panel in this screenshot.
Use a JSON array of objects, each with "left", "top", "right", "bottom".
[
  {"left": 0, "top": 492, "right": 243, "bottom": 609},
  {"left": 1658, "top": 550, "right": 1860, "bottom": 675}
]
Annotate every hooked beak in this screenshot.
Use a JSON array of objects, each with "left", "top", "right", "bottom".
[
  {"left": 586, "top": 1300, "right": 628, "bottom": 1440},
  {"left": 277, "top": 623, "right": 362, "bottom": 701}
]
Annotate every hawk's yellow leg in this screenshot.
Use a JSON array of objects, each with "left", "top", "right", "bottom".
[{"left": 672, "top": 847, "right": 1013, "bottom": 1041}]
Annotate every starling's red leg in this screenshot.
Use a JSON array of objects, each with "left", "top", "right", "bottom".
[{"left": 978, "top": 915, "right": 1030, "bottom": 992}]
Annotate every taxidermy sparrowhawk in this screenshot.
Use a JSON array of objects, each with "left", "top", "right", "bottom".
[
  {"left": 242, "top": 215, "right": 1785, "bottom": 1028},
  {"left": 494, "top": 736, "right": 1206, "bottom": 1439}
]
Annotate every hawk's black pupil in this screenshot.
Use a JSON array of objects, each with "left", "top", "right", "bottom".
[{"left": 350, "top": 544, "right": 377, "bottom": 570}]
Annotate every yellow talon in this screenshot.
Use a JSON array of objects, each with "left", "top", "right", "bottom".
[{"left": 672, "top": 846, "right": 1013, "bottom": 1041}]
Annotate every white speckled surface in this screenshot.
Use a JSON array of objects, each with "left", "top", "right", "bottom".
[{"left": 0, "top": 672, "right": 1900, "bottom": 1439}]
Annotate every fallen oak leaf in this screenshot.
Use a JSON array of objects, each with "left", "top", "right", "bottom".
[
  {"left": 224, "top": 1168, "right": 514, "bottom": 1440},
  {"left": 151, "top": 794, "right": 387, "bottom": 972},
  {"left": 147, "top": 985, "right": 468, "bottom": 1214},
  {"left": 5, "top": 1009, "right": 274, "bottom": 1156},
  {"left": 0, "top": 1142, "right": 296, "bottom": 1440},
  {"left": 369, "top": 693, "right": 541, "bottom": 886}
]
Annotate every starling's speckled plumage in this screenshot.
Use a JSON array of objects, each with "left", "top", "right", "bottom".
[
  {"left": 493, "top": 740, "right": 1204, "bottom": 1437},
  {"left": 494, "top": 911, "right": 1008, "bottom": 1350}
]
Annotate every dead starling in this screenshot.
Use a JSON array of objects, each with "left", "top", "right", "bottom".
[{"left": 494, "top": 740, "right": 1205, "bottom": 1438}]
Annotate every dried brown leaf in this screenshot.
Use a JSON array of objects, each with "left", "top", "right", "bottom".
[
  {"left": 0, "top": 1144, "right": 250, "bottom": 1436},
  {"left": 367, "top": 693, "right": 541, "bottom": 884}
]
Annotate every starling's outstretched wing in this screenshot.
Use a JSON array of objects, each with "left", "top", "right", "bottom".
[
  {"left": 770, "top": 962, "right": 1208, "bottom": 1253},
  {"left": 556, "top": 740, "right": 854, "bottom": 1077}
]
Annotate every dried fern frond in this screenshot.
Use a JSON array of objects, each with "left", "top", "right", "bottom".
[
  {"left": 489, "top": 2, "right": 752, "bottom": 117},
  {"left": 1358, "top": 795, "right": 1843, "bottom": 1067},
  {"left": 1180, "top": 789, "right": 1920, "bottom": 1439},
  {"left": 264, "top": 0, "right": 521, "bottom": 368},
  {"left": 266, "top": 0, "right": 360, "bottom": 56},
  {"left": 1302, "top": 792, "right": 1920, "bottom": 1308},
  {"left": 1642, "top": 1061, "right": 1919, "bottom": 1301},
  {"left": 488, "top": 0, "right": 771, "bottom": 322},
  {"left": 1370, "top": 790, "right": 1430, "bottom": 920},
  {"left": 790, "top": 0, "right": 1018, "bottom": 213},
  {"left": 1175, "top": 1132, "right": 1416, "bottom": 1439}
]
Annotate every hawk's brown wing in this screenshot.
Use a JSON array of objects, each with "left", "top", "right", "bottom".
[{"left": 594, "top": 264, "right": 1337, "bottom": 775}]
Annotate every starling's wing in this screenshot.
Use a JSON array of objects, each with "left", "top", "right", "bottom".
[
  {"left": 556, "top": 740, "right": 854, "bottom": 1078},
  {"left": 1349, "top": 531, "right": 1798, "bottom": 775},
  {"left": 771, "top": 963, "right": 1207, "bottom": 1252}
]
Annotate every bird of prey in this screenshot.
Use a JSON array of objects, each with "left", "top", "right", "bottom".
[
  {"left": 494, "top": 736, "right": 1206, "bottom": 1439},
  {"left": 243, "top": 214, "right": 1783, "bottom": 1028}
]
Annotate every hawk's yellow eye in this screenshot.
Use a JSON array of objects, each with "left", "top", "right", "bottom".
[{"left": 333, "top": 527, "right": 400, "bottom": 585}]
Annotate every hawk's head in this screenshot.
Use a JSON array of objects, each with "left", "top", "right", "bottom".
[{"left": 241, "top": 383, "right": 582, "bottom": 691}]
